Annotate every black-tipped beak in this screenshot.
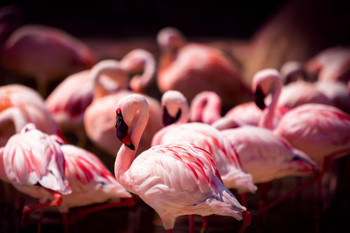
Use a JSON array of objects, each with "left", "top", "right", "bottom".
[
  {"left": 162, "top": 106, "right": 181, "bottom": 126},
  {"left": 115, "top": 109, "right": 135, "bottom": 150},
  {"left": 254, "top": 86, "right": 266, "bottom": 110}
]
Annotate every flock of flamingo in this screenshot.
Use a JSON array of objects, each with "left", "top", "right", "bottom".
[{"left": 0, "top": 4, "right": 350, "bottom": 233}]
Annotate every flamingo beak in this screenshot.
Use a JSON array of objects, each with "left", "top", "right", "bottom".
[
  {"left": 162, "top": 106, "right": 182, "bottom": 126},
  {"left": 254, "top": 86, "right": 266, "bottom": 110},
  {"left": 115, "top": 109, "right": 135, "bottom": 150}
]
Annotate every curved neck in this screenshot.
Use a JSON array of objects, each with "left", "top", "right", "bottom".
[
  {"left": 259, "top": 78, "right": 282, "bottom": 129},
  {"left": 114, "top": 98, "right": 149, "bottom": 181},
  {"left": 190, "top": 92, "right": 222, "bottom": 124},
  {"left": 90, "top": 60, "right": 129, "bottom": 99},
  {"left": 0, "top": 108, "right": 28, "bottom": 133},
  {"left": 120, "top": 49, "right": 156, "bottom": 93}
]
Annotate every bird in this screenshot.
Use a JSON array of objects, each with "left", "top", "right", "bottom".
[
  {"left": 305, "top": 46, "right": 350, "bottom": 83},
  {"left": 84, "top": 57, "right": 162, "bottom": 157},
  {"left": 1, "top": 123, "right": 71, "bottom": 232},
  {"left": 156, "top": 27, "right": 252, "bottom": 109},
  {"left": 45, "top": 70, "right": 93, "bottom": 146},
  {"left": 274, "top": 103, "right": 350, "bottom": 169},
  {"left": 220, "top": 126, "right": 316, "bottom": 184},
  {"left": 114, "top": 94, "right": 248, "bottom": 233},
  {"left": 280, "top": 60, "right": 350, "bottom": 113},
  {"left": 152, "top": 90, "right": 257, "bottom": 194},
  {"left": 57, "top": 143, "right": 133, "bottom": 230},
  {"left": 190, "top": 91, "right": 222, "bottom": 125},
  {"left": 1, "top": 24, "right": 96, "bottom": 96},
  {"left": 0, "top": 84, "right": 61, "bottom": 147}
]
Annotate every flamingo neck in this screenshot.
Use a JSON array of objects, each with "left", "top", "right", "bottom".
[
  {"left": 259, "top": 78, "right": 282, "bottom": 130},
  {"left": 0, "top": 108, "right": 28, "bottom": 133},
  {"left": 190, "top": 92, "right": 222, "bottom": 124},
  {"left": 121, "top": 50, "right": 156, "bottom": 93},
  {"left": 91, "top": 61, "right": 128, "bottom": 99},
  {"left": 114, "top": 99, "right": 149, "bottom": 182}
]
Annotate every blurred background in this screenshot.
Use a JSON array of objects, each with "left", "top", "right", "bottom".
[{"left": 0, "top": 0, "right": 350, "bottom": 233}]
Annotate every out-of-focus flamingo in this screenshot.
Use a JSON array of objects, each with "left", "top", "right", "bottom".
[
  {"left": 190, "top": 91, "right": 222, "bottom": 125},
  {"left": 57, "top": 143, "right": 133, "bottom": 230},
  {"left": 153, "top": 90, "right": 257, "bottom": 194},
  {"left": 84, "top": 57, "right": 162, "bottom": 156},
  {"left": 157, "top": 27, "right": 252, "bottom": 109},
  {"left": 1, "top": 24, "right": 96, "bottom": 96},
  {"left": 114, "top": 94, "right": 248, "bottom": 233},
  {"left": 274, "top": 104, "right": 350, "bottom": 169},
  {"left": 0, "top": 84, "right": 61, "bottom": 147},
  {"left": 45, "top": 70, "right": 93, "bottom": 145},
  {"left": 305, "top": 46, "right": 350, "bottom": 83},
  {"left": 1, "top": 123, "right": 71, "bottom": 232},
  {"left": 280, "top": 61, "right": 350, "bottom": 113}
]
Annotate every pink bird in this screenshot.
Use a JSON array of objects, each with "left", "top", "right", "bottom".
[
  {"left": 152, "top": 90, "right": 257, "bottom": 194},
  {"left": 57, "top": 143, "right": 133, "bottom": 229},
  {"left": 220, "top": 126, "right": 316, "bottom": 184},
  {"left": 45, "top": 70, "right": 93, "bottom": 145},
  {"left": 1, "top": 24, "right": 96, "bottom": 96},
  {"left": 114, "top": 94, "right": 247, "bottom": 233},
  {"left": 274, "top": 104, "right": 350, "bottom": 169},
  {"left": 84, "top": 56, "right": 162, "bottom": 156},
  {"left": 157, "top": 27, "right": 252, "bottom": 109},
  {"left": 0, "top": 123, "right": 71, "bottom": 231},
  {"left": 0, "top": 84, "right": 61, "bottom": 147},
  {"left": 305, "top": 46, "right": 350, "bottom": 83},
  {"left": 280, "top": 61, "right": 350, "bottom": 113},
  {"left": 190, "top": 91, "right": 222, "bottom": 125},
  {"left": 193, "top": 70, "right": 288, "bottom": 128}
]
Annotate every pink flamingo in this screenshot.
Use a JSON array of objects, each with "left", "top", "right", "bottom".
[
  {"left": 1, "top": 123, "right": 71, "bottom": 232},
  {"left": 280, "top": 60, "right": 350, "bottom": 113},
  {"left": 190, "top": 91, "right": 222, "bottom": 124},
  {"left": 0, "top": 84, "right": 61, "bottom": 147},
  {"left": 84, "top": 57, "right": 162, "bottom": 156},
  {"left": 45, "top": 70, "right": 93, "bottom": 145},
  {"left": 57, "top": 143, "right": 133, "bottom": 230},
  {"left": 305, "top": 46, "right": 350, "bottom": 83},
  {"left": 114, "top": 94, "right": 248, "bottom": 233},
  {"left": 157, "top": 27, "right": 252, "bottom": 109},
  {"left": 152, "top": 90, "right": 257, "bottom": 194},
  {"left": 1, "top": 24, "right": 96, "bottom": 96}
]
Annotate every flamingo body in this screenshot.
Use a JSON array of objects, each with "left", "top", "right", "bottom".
[
  {"left": 221, "top": 126, "right": 316, "bottom": 183},
  {"left": 114, "top": 94, "right": 245, "bottom": 231},
  {"left": 274, "top": 103, "right": 350, "bottom": 167}
]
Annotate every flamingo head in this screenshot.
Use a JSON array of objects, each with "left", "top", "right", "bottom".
[
  {"left": 161, "top": 90, "right": 188, "bottom": 126},
  {"left": 280, "top": 61, "right": 308, "bottom": 84},
  {"left": 162, "top": 105, "right": 181, "bottom": 126},
  {"left": 115, "top": 108, "right": 135, "bottom": 150},
  {"left": 252, "top": 69, "right": 282, "bottom": 110},
  {"left": 157, "top": 27, "right": 185, "bottom": 51}
]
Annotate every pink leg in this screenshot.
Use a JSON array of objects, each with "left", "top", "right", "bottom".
[
  {"left": 188, "top": 215, "right": 194, "bottom": 233},
  {"left": 200, "top": 216, "right": 207, "bottom": 233},
  {"left": 61, "top": 212, "right": 69, "bottom": 233},
  {"left": 240, "top": 192, "right": 247, "bottom": 207},
  {"left": 37, "top": 207, "right": 43, "bottom": 233},
  {"left": 69, "top": 197, "right": 135, "bottom": 224},
  {"left": 238, "top": 211, "right": 252, "bottom": 233}
]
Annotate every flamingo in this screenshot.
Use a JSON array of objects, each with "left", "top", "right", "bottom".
[
  {"left": 152, "top": 90, "right": 257, "bottom": 194},
  {"left": 1, "top": 24, "right": 96, "bottom": 96},
  {"left": 157, "top": 27, "right": 252, "bottom": 109},
  {"left": 190, "top": 91, "right": 222, "bottom": 125},
  {"left": 84, "top": 57, "right": 162, "bottom": 157},
  {"left": 57, "top": 143, "right": 133, "bottom": 230},
  {"left": 0, "top": 84, "right": 61, "bottom": 147},
  {"left": 280, "top": 60, "right": 350, "bottom": 113},
  {"left": 305, "top": 46, "right": 350, "bottom": 83},
  {"left": 45, "top": 70, "right": 93, "bottom": 146},
  {"left": 1, "top": 123, "right": 71, "bottom": 232},
  {"left": 114, "top": 94, "right": 248, "bottom": 233}
]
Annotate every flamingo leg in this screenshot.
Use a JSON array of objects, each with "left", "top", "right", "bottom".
[
  {"left": 238, "top": 211, "right": 252, "bottom": 233},
  {"left": 240, "top": 192, "right": 247, "bottom": 207},
  {"left": 61, "top": 212, "right": 69, "bottom": 233},
  {"left": 21, "top": 192, "right": 62, "bottom": 229},
  {"left": 200, "top": 216, "right": 207, "bottom": 233},
  {"left": 69, "top": 197, "right": 135, "bottom": 224},
  {"left": 37, "top": 207, "right": 43, "bottom": 233},
  {"left": 189, "top": 215, "right": 194, "bottom": 233}
]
